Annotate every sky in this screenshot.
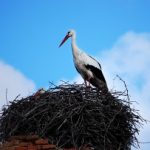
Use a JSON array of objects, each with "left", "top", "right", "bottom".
[{"left": 0, "top": 0, "right": 150, "bottom": 149}]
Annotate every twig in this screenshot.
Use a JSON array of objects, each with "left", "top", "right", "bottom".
[
  {"left": 0, "top": 83, "right": 144, "bottom": 150},
  {"left": 5, "top": 88, "right": 8, "bottom": 105}
]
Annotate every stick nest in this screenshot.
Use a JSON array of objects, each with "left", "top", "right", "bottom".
[{"left": 0, "top": 83, "right": 144, "bottom": 150}]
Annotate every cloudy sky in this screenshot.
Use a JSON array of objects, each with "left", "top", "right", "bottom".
[{"left": 0, "top": 0, "right": 150, "bottom": 149}]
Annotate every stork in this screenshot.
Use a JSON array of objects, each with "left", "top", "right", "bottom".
[{"left": 59, "top": 30, "right": 108, "bottom": 91}]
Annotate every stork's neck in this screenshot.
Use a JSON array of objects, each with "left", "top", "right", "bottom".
[{"left": 71, "top": 33, "right": 81, "bottom": 59}]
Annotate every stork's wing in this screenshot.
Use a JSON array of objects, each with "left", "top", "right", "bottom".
[
  {"left": 85, "top": 64, "right": 107, "bottom": 84},
  {"left": 88, "top": 55, "right": 101, "bottom": 69},
  {"left": 80, "top": 52, "right": 101, "bottom": 70}
]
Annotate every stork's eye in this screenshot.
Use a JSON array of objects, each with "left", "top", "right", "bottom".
[{"left": 68, "top": 31, "right": 70, "bottom": 35}]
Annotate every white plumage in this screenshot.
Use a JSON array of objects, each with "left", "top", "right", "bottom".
[{"left": 59, "top": 30, "right": 108, "bottom": 91}]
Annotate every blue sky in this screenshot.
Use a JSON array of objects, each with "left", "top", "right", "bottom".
[
  {"left": 0, "top": 0, "right": 150, "bottom": 149},
  {"left": 0, "top": 0, "right": 150, "bottom": 88}
]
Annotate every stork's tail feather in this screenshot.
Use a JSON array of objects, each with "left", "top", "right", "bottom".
[{"left": 90, "top": 78, "right": 108, "bottom": 92}]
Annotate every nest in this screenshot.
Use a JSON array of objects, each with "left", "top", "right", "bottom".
[{"left": 0, "top": 83, "right": 144, "bottom": 150}]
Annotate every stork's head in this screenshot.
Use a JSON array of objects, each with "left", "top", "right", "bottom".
[
  {"left": 59, "top": 30, "right": 75, "bottom": 47},
  {"left": 67, "top": 30, "right": 75, "bottom": 37}
]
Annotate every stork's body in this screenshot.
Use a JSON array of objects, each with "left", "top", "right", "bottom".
[{"left": 59, "top": 30, "right": 108, "bottom": 91}]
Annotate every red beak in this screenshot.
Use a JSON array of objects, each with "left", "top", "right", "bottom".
[{"left": 59, "top": 34, "right": 70, "bottom": 47}]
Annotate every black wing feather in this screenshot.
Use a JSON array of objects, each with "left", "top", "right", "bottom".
[{"left": 85, "top": 64, "right": 106, "bottom": 84}]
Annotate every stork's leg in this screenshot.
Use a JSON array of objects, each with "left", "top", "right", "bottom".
[
  {"left": 87, "top": 76, "right": 92, "bottom": 87},
  {"left": 84, "top": 79, "right": 87, "bottom": 87},
  {"left": 84, "top": 76, "right": 92, "bottom": 88}
]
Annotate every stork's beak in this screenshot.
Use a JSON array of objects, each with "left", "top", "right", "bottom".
[{"left": 59, "top": 34, "right": 70, "bottom": 47}]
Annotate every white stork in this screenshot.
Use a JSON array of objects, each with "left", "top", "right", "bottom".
[{"left": 59, "top": 30, "right": 108, "bottom": 91}]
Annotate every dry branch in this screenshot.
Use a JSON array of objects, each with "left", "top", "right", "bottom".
[{"left": 0, "top": 83, "right": 144, "bottom": 150}]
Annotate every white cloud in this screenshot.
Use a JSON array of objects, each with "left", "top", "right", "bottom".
[
  {"left": 99, "top": 32, "right": 150, "bottom": 149},
  {"left": 0, "top": 61, "right": 36, "bottom": 109},
  {"left": 100, "top": 31, "right": 150, "bottom": 111},
  {"left": 71, "top": 31, "right": 150, "bottom": 149}
]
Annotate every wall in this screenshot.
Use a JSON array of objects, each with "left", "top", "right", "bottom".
[{"left": 0, "top": 135, "right": 90, "bottom": 150}]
